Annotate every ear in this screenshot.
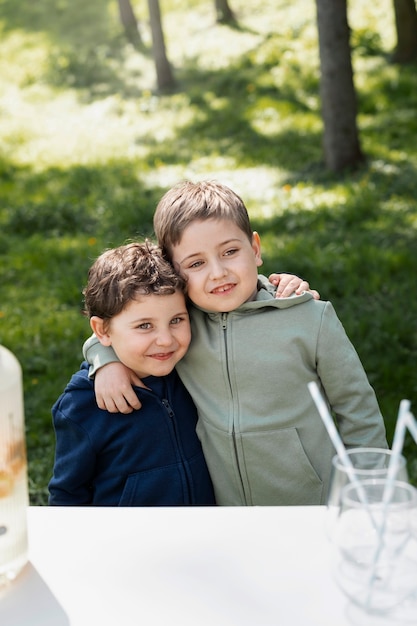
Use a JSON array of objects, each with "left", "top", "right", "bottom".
[
  {"left": 252, "top": 232, "right": 263, "bottom": 268},
  {"left": 90, "top": 316, "right": 112, "bottom": 346}
]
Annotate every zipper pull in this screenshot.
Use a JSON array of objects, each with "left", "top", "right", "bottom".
[
  {"left": 222, "top": 312, "right": 228, "bottom": 330},
  {"left": 161, "top": 398, "right": 175, "bottom": 419}
]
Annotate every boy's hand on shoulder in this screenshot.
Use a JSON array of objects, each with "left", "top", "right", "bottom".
[
  {"left": 269, "top": 273, "right": 320, "bottom": 300},
  {"left": 94, "top": 362, "right": 145, "bottom": 413}
]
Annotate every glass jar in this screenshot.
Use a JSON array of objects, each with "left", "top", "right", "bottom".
[{"left": 0, "top": 345, "right": 29, "bottom": 585}]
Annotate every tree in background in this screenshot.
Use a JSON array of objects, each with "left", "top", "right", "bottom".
[
  {"left": 215, "top": 0, "right": 236, "bottom": 24},
  {"left": 392, "top": 0, "right": 417, "bottom": 62},
  {"left": 315, "top": 0, "right": 364, "bottom": 172},
  {"left": 147, "top": 0, "right": 175, "bottom": 91},
  {"left": 117, "top": 0, "right": 143, "bottom": 49}
]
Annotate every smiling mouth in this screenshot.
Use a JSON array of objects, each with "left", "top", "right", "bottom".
[
  {"left": 150, "top": 352, "right": 175, "bottom": 361},
  {"left": 211, "top": 283, "right": 235, "bottom": 295}
]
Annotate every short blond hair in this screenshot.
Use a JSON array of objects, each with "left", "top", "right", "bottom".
[{"left": 153, "top": 180, "right": 254, "bottom": 261}]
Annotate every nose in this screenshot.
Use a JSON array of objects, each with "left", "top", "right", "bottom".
[
  {"left": 155, "top": 327, "right": 175, "bottom": 347},
  {"left": 208, "top": 258, "right": 227, "bottom": 280}
]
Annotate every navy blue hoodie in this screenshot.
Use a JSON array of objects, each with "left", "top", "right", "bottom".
[{"left": 48, "top": 362, "right": 215, "bottom": 506}]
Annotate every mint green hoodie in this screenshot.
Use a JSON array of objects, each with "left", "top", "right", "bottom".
[{"left": 84, "top": 276, "right": 387, "bottom": 506}]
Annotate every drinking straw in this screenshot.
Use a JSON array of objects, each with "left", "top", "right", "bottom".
[
  {"left": 383, "top": 399, "right": 410, "bottom": 504},
  {"left": 308, "top": 381, "right": 378, "bottom": 525},
  {"left": 308, "top": 382, "right": 360, "bottom": 488},
  {"left": 406, "top": 411, "right": 417, "bottom": 444},
  {"left": 366, "top": 399, "right": 411, "bottom": 609}
]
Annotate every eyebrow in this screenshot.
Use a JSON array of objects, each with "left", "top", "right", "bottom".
[{"left": 129, "top": 309, "right": 189, "bottom": 325}]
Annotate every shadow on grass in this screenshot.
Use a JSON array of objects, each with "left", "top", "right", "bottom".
[
  {"left": 0, "top": 0, "right": 113, "bottom": 43},
  {"left": 0, "top": 0, "right": 152, "bottom": 96},
  {"left": 0, "top": 158, "right": 160, "bottom": 243}
]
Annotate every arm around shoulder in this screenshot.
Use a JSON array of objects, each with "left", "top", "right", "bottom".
[
  {"left": 83, "top": 333, "right": 120, "bottom": 378},
  {"left": 83, "top": 334, "right": 144, "bottom": 413}
]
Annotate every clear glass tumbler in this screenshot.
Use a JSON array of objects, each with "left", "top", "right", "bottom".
[
  {"left": 332, "top": 478, "right": 417, "bottom": 615},
  {"left": 0, "top": 345, "right": 29, "bottom": 586},
  {"left": 326, "top": 447, "right": 408, "bottom": 541}
]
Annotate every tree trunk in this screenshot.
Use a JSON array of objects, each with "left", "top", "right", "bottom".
[
  {"left": 214, "top": 0, "right": 236, "bottom": 24},
  {"left": 392, "top": 0, "right": 417, "bottom": 63},
  {"left": 117, "top": 0, "right": 143, "bottom": 49},
  {"left": 315, "top": 0, "right": 364, "bottom": 172},
  {"left": 147, "top": 0, "right": 176, "bottom": 91}
]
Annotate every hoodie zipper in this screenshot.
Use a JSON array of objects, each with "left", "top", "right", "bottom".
[
  {"left": 161, "top": 397, "right": 192, "bottom": 501},
  {"left": 220, "top": 313, "right": 246, "bottom": 499}
]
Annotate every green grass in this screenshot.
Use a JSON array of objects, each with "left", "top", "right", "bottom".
[{"left": 0, "top": 0, "right": 416, "bottom": 503}]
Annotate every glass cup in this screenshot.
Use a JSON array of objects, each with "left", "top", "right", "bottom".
[
  {"left": 332, "top": 478, "right": 417, "bottom": 616},
  {"left": 325, "top": 448, "right": 409, "bottom": 541}
]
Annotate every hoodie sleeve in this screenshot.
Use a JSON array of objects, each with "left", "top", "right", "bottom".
[
  {"left": 48, "top": 399, "right": 97, "bottom": 505},
  {"left": 315, "top": 302, "right": 388, "bottom": 449},
  {"left": 83, "top": 333, "right": 120, "bottom": 378}
]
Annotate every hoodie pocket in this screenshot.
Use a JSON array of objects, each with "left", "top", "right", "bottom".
[
  {"left": 119, "top": 465, "right": 186, "bottom": 506},
  {"left": 238, "top": 427, "right": 324, "bottom": 505}
]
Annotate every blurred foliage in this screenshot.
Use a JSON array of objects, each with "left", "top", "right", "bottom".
[{"left": 0, "top": 0, "right": 416, "bottom": 503}]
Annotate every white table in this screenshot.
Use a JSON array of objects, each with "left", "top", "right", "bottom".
[{"left": 0, "top": 506, "right": 364, "bottom": 626}]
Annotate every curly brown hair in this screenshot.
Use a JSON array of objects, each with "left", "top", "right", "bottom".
[{"left": 83, "top": 240, "right": 187, "bottom": 322}]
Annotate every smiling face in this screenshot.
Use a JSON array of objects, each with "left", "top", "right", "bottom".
[
  {"left": 90, "top": 291, "right": 191, "bottom": 378},
  {"left": 171, "top": 218, "right": 263, "bottom": 313}
]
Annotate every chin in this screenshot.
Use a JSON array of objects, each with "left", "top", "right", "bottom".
[
  {"left": 153, "top": 363, "right": 178, "bottom": 376},
  {"left": 214, "top": 301, "right": 239, "bottom": 313}
]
